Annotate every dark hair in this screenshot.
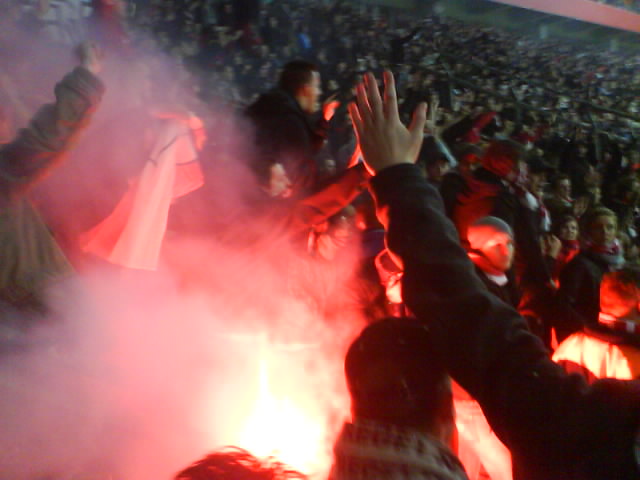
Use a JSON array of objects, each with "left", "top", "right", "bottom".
[
  {"left": 175, "top": 447, "right": 307, "bottom": 480},
  {"left": 345, "top": 318, "right": 447, "bottom": 428},
  {"left": 551, "top": 174, "right": 571, "bottom": 191},
  {"left": 584, "top": 206, "right": 618, "bottom": 230},
  {"left": 277, "top": 60, "right": 318, "bottom": 96},
  {"left": 552, "top": 214, "right": 579, "bottom": 237}
]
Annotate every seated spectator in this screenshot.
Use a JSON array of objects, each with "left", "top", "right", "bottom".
[
  {"left": 175, "top": 447, "right": 306, "bottom": 480},
  {"left": 557, "top": 206, "right": 624, "bottom": 341},
  {"left": 553, "top": 267, "right": 640, "bottom": 382},
  {"left": 330, "top": 317, "right": 465, "bottom": 480}
]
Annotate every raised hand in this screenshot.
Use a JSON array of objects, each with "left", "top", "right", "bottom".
[
  {"left": 348, "top": 71, "right": 427, "bottom": 174},
  {"left": 77, "top": 42, "right": 102, "bottom": 74}
]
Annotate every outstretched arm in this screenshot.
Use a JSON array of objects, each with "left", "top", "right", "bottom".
[
  {"left": 350, "top": 70, "right": 640, "bottom": 479},
  {"left": 0, "top": 43, "right": 105, "bottom": 204}
]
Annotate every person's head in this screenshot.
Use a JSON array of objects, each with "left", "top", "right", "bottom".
[
  {"left": 527, "top": 156, "right": 553, "bottom": 197},
  {"left": 317, "top": 156, "right": 337, "bottom": 180},
  {"left": 552, "top": 174, "right": 572, "bottom": 200},
  {"left": 481, "top": 140, "right": 523, "bottom": 181},
  {"left": 417, "top": 137, "right": 451, "bottom": 184},
  {"left": 554, "top": 215, "right": 579, "bottom": 242},
  {"left": 425, "top": 156, "right": 451, "bottom": 184},
  {"left": 573, "top": 188, "right": 596, "bottom": 219},
  {"left": 175, "top": 447, "right": 306, "bottom": 480},
  {"left": 278, "top": 60, "right": 321, "bottom": 114},
  {"left": 599, "top": 267, "right": 640, "bottom": 322},
  {"left": 453, "top": 143, "right": 482, "bottom": 176},
  {"left": 587, "top": 185, "right": 602, "bottom": 205},
  {"left": 467, "top": 216, "right": 515, "bottom": 275},
  {"left": 614, "top": 174, "right": 640, "bottom": 205},
  {"left": 345, "top": 318, "right": 453, "bottom": 442},
  {"left": 584, "top": 207, "right": 618, "bottom": 247}
]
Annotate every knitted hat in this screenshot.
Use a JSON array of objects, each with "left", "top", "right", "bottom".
[
  {"left": 345, "top": 318, "right": 445, "bottom": 421},
  {"left": 467, "top": 216, "right": 513, "bottom": 251}
]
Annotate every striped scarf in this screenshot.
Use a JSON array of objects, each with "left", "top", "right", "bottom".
[{"left": 330, "top": 420, "right": 468, "bottom": 480}]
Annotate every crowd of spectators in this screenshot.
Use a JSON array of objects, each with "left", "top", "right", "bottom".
[
  {"left": 2, "top": 0, "right": 640, "bottom": 479},
  {"left": 597, "top": 0, "right": 640, "bottom": 13}
]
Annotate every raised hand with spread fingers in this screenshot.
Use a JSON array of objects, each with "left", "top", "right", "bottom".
[{"left": 348, "top": 71, "right": 427, "bottom": 174}]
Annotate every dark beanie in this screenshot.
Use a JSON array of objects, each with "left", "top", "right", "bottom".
[{"left": 345, "top": 318, "right": 445, "bottom": 422}]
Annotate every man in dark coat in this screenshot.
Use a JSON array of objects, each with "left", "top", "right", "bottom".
[
  {"left": 246, "top": 60, "right": 333, "bottom": 198},
  {"left": 0, "top": 44, "right": 104, "bottom": 311},
  {"left": 349, "top": 70, "right": 640, "bottom": 480}
]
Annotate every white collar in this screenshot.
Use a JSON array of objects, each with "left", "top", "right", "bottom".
[{"left": 484, "top": 272, "right": 508, "bottom": 286}]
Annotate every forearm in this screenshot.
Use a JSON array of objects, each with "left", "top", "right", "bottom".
[
  {"left": 0, "top": 66, "right": 104, "bottom": 201},
  {"left": 291, "top": 163, "right": 369, "bottom": 231}
]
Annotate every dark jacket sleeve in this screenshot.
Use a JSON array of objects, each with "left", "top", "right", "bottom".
[
  {"left": 370, "top": 163, "right": 640, "bottom": 480},
  {"left": 0, "top": 66, "right": 105, "bottom": 203}
]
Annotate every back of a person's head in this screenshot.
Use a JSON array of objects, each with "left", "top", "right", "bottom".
[
  {"left": 175, "top": 447, "right": 306, "bottom": 480},
  {"left": 345, "top": 317, "right": 448, "bottom": 430},
  {"left": 277, "top": 60, "right": 318, "bottom": 96},
  {"left": 600, "top": 267, "right": 640, "bottom": 320}
]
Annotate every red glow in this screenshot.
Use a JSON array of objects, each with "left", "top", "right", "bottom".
[
  {"left": 238, "top": 354, "right": 327, "bottom": 474},
  {"left": 198, "top": 331, "right": 352, "bottom": 479}
]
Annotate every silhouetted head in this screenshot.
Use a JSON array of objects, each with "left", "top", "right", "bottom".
[
  {"left": 175, "top": 447, "right": 306, "bottom": 480},
  {"left": 278, "top": 61, "right": 321, "bottom": 114},
  {"left": 345, "top": 318, "right": 453, "bottom": 440}
]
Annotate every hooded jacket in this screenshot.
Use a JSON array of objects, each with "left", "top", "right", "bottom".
[{"left": 0, "top": 67, "right": 104, "bottom": 309}]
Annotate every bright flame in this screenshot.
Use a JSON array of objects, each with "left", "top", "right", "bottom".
[{"left": 236, "top": 339, "right": 331, "bottom": 477}]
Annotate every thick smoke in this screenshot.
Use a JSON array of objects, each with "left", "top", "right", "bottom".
[{"left": 0, "top": 17, "right": 366, "bottom": 480}]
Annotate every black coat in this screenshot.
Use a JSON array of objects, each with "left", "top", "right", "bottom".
[
  {"left": 370, "top": 164, "right": 640, "bottom": 480},
  {"left": 246, "top": 88, "right": 327, "bottom": 198},
  {"left": 556, "top": 251, "right": 612, "bottom": 342}
]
